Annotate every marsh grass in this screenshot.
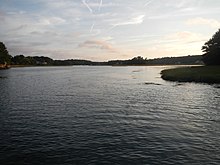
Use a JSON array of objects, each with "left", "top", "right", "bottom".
[{"left": 161, "top": 66, "right": 220, "bottom": 84}]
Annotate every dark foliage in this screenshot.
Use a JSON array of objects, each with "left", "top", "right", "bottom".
[
  {"left": 146, "top": 55, "right": 202, "bottom": 65},
  {"left": 108, "top": 56, "right": 147, "bottom": 65},
  {"left": 11, "top": 55, "right": 53, "bottom": 65},
  {"left": 10, "top": 55, "right": 202, "bottom": 66},
  {"left": 0, "top": 42, "right": 11, "bottom": 64},
  {"left": 202, "top": 29, "right": 220, "bottom": 65},
  {"left": 33, "top": 56, "right": 53, "bottom": 65},
  {"left": 12, "top": 55, "right": 34, "bottom": 65},
  {"left": 108, "top": 55, "right": 202, "bottom": 66}
]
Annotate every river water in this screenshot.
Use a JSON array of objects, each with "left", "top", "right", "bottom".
[{"left": 0, "top": 66, "right": 219, "bottom": 165}]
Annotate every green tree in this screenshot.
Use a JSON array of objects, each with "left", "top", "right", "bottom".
[
  {"left": 0, "top": 42, "right": 11, "bottom": 64},
  {"left": 202, "top": 29, "right": 220, "bottom": 65},
  {"left": 11, "top": 55, "right": 33, "bottom": 65}
]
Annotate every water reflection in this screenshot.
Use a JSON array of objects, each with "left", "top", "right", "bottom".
[{"left": 0, "top": 66, "right": 219, "bottom": 164}]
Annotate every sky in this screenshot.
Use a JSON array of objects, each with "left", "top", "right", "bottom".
[{"left": 0, "top": 0, "right": 220, "bottom": 61}]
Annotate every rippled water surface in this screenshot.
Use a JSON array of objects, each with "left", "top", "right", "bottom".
[{"left": 0, "top": 66, "right": 220, "bottom": 165}]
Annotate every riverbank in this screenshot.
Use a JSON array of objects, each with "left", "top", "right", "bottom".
[
  {"left": 161, "top": 66, "right": 220, "bottom": 84},
  {"left": 0, "top": 64, "right": 10, "bottom": 69}
]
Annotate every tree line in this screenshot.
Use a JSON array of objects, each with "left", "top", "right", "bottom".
[{"left": 0, "top": 52, "right": 203, "bottom": 66}]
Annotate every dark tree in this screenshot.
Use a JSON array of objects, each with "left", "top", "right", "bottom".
[
  {"left": 11, "top": 55, "right": 36, "bottom": 65},
  {"left": 126, "top": 56, "right": 147, "bottom": 65},
  {"left": 11, "top": 55, "right": 54, "bottom": 65},
  {"left": 32, "top": 56, "right": 53, "bottom": 65},
  {"left": 202, "top": 29, "right": 220, "bottom": 65},
  {"left": 0, "top": 42, "right": 11, "bottom": 64}
]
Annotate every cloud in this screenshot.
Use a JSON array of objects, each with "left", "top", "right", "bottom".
[
  {"left": 186, "top": 17, "right": 220, "bottom": 28},
  {"left": 164, "top": 31, "right": 207, "bottom": 44},
  {"left": 144, "top": 31, "right": 208, "bottom": 56},
  {"left": 38, "top": 16, "right": 66, "bottom": 26},
  {"left": 113, "top": 14, "right": 145, "bottom": 26},
  {"left": 78, "top": 40, "right": 118, "bottom": 53},
  {"left": 0, "top": 11, "right": 6, "bottom": 21},
  {"left": 1, "top": 0, "right": 219, "bottom": 60}
]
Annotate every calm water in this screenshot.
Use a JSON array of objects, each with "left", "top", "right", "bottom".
[{"left": 0, "top": 66, "right": 219, "bottom": 165}]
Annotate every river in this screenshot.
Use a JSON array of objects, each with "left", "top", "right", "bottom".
[{"left": 0, "top": 66, "right": 219, "bottom": 164}]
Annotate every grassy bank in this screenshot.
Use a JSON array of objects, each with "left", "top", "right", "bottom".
[{"left": 161, "top": 66, "right": 220, "bottom": 84}]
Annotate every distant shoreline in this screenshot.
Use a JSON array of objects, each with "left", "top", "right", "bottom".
[
  {"left": 8, "top": 64, "right": 202, "bottom": 68},
  {"left": 8, "top": 55, "right": 203, "bottom": 67}
]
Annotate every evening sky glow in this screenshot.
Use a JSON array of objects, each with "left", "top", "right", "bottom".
[{"left": 0, "top": 0, "right": 220, "bottom": 61}]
